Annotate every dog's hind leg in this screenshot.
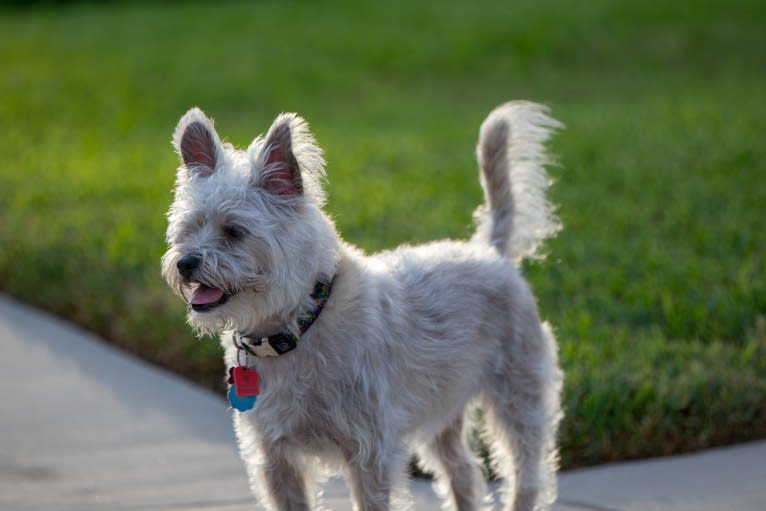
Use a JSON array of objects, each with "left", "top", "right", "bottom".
[
  {"left": 482, "top": 397, "right": 553, "bottom": 511},
  {"left": 417, "top": 415, "right": 488, "bottom": 511},
  {"left": 482, "top": 336, "right": 562, "bottom": 511}
]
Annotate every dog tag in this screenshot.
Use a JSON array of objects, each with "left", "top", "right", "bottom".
[
  {"left": 233, "top": 366, "right": 260, "bottom": 397},
  {"left": 228, "top": 385, "right": 256, "bottom": 412},
  {"left": 226, "top": 366, "right": 260, "bottom": 412}
]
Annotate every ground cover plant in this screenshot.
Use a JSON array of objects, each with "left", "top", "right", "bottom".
[{"left": 1, "top": 0, "right": 764, "bottom": 469}]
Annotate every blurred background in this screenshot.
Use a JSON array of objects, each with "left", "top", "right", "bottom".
[{"left": 1, "top": 0, "right": 764, "bottom": 469}]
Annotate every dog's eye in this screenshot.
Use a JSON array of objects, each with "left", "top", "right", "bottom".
[{"left": 223, "top": 225, "right": 247, "bottom": 241}]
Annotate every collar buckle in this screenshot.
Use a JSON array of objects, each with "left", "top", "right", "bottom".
[{"left": 235, "top": 331, "right": 299, "bottom": 358}]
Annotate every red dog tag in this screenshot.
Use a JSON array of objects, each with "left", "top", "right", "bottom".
[{"left": 233, "top": 366, "right": 260, "bottom": 397}]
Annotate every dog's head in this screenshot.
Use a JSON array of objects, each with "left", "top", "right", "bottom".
[{"left": 161, "top": 108, "right": 335, "bottom": 336}]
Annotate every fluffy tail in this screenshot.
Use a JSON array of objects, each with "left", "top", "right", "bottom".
[{"left": 473, "top": 101, "right": 563, "bottom": 263}]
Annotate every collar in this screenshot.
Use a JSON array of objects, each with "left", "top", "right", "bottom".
[{"left": 233, "top": 278, "right": 334, "bottom": 358}]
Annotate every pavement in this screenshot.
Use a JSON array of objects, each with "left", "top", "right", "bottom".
[{"left": 1, "top": 293, "right": 764, "bottom": 511}]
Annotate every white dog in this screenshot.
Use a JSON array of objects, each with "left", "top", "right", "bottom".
[{"left": 162, "top": 101, "right": 564, "bottom": 511}]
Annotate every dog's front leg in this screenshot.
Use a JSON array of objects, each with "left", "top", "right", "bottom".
[
  {"left": 347, "top": 464, "right": 392, "bottom": 511},
  {"left": 345, "top": 442, "right": 405, "bottom": 511},
  {"left": 260, "top": 441, "right": 310, "bottom": 511}
]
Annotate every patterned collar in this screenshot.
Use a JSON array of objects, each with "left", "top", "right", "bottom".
[{"left": 233, "top": 278, "right": 334, "bottom": 358}]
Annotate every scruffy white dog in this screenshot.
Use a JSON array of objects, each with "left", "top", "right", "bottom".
[{"left": 162, "top": 101, "right": 563, "bottom": 511}]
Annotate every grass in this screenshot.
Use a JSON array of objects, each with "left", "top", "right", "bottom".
[{"left": 1, "top": 0, "right": 765, "bottom": 469}]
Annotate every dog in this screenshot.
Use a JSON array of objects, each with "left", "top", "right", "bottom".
[{"left": 162, "top": 101, "right": 564, "bottom": 511}]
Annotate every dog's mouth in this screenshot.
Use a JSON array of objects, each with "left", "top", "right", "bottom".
[{"left": 189, "top": 284, "right": 230, "bottom": 312}]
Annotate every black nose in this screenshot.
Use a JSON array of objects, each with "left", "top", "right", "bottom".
[{"left": 177, "top": 254, "right": 200, "bottom": 280}]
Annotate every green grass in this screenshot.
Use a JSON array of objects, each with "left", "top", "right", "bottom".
[{"left": 1, "top": 0, "right": 765, "bottom": 468}]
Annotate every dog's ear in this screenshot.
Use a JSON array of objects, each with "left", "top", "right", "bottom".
[
  {"left": 254, "top": 114, "right": 304, "bottom": 197},
  {"left": 172, "top": 108, "right": 224, "bottom": 179}
]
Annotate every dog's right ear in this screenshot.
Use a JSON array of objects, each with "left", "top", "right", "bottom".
[{"left": 172, "top": 108, "right": 224, "bottom": 178}]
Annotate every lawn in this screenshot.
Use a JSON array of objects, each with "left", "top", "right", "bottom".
[{"left": 1, "top": 0, "right": 764, "bottom": 468}]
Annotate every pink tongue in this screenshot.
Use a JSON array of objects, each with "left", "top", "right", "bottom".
[{"left": 191, "top": 285, "right": 225, "bottom": 305}]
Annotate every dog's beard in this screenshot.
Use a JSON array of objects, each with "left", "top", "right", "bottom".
[{"left": 186, "top": 292, "right": 244, "bottom": 336}]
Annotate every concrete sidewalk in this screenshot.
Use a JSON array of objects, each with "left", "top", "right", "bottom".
[{"left": 1, "top": 294, "right": 764, "bottom": 511}]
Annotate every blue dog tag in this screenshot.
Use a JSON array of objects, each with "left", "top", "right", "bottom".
[{"left": 228, "top": 385, "right": 256, "bottom": 412}]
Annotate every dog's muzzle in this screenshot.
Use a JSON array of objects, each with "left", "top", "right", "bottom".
[{"left": 175, "top": 254, "right": 231, "bottom": 312}]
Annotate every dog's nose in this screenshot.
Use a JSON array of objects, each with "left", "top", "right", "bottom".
[{"left": 177, "top": 254, "right": 200, "bottom": 280}]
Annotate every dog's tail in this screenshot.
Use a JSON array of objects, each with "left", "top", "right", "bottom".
[{"left": 473, "top": 101, "right": 563, "bottom": 263}]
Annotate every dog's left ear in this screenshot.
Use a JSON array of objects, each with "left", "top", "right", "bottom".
[
  {"left": 249, "top": 113, "right": 326, "bottom": 204},
  {"left": 253, "top": 114, "right": 304, "bottom": 197}
]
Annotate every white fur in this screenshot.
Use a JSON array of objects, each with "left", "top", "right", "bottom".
[
  {"left": 473, "top": 101, "right": 563, "bottom": 264},
  {"left": 162, "top": 102, "right": 564, "bottom": 511}
]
